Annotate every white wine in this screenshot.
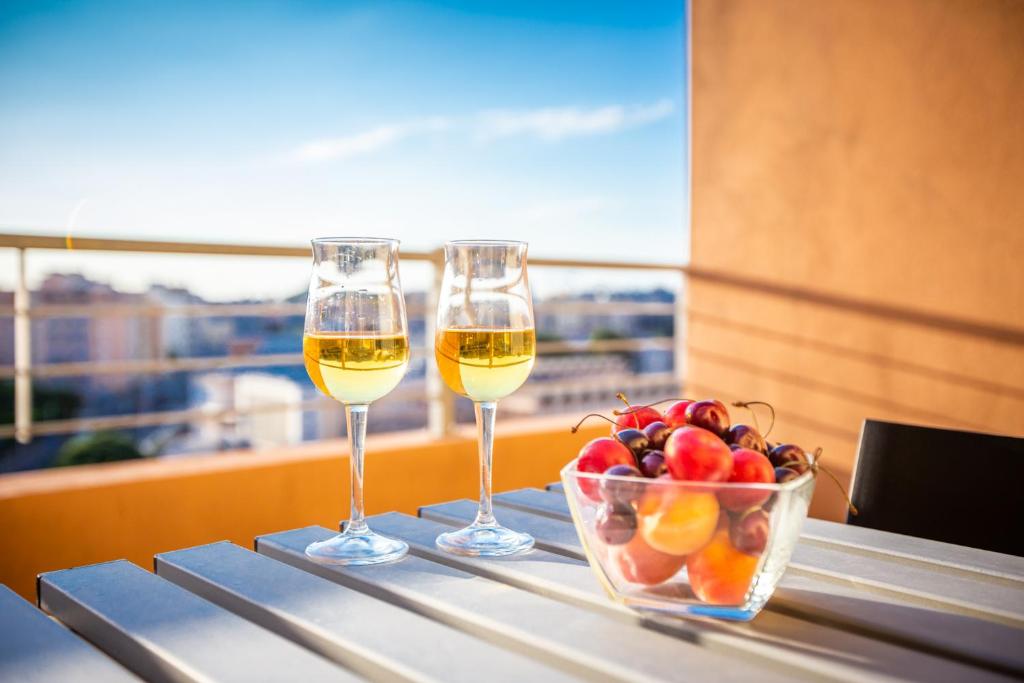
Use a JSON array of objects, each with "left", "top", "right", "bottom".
[
  {"left": 304, "top": 333, "right": 410, "bottom": 404},
  {"left": 435, "top": 328, "right": 535, "bottom": 402}
]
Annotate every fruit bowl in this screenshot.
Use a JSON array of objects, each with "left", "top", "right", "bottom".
[{"left": 561, "top": 456, "right": 816, "bottom": 621}]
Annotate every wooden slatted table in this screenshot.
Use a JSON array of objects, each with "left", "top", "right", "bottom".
[{"left": 5, "top": 485, "right": 1022, "bottom": 682}]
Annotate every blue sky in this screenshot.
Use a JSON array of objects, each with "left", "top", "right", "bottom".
[{"left": 0, "top": 1, "right": 687, "bottom": 299}]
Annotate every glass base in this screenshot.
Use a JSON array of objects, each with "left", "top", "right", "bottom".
[
  {"left": 305, "top": 530, "right": 408, "bottom": 566},
  {"left": 436, "top": 523, "right": 535, "bottom": 557}
]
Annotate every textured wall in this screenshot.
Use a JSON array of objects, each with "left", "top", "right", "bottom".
[{"left": 689, "top": 0, "right": 1024, "bottom": 520}]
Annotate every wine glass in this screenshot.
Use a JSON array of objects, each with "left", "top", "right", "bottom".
[
  {"left": 433, "top": 240, "right": 536, "bottom": 556},
  {"left": 302, "top": 237, "right": 410, "bottom": 565}
]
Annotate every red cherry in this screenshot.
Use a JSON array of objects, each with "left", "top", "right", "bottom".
[
  {"left": 664, "top": 426, "right": 732, "bottom": 482},
  {"left": 717, "top": 448, "right": 774, "bottom": 511},
  {"left": 684, "top": 399, "right": 731, "bottom": 437},
  {"left": 576, "top": 437, "right": 636, "bottom": 500},
  {"left": 662, "top": 400, "right": 693, "bottom": 428},
  {"left": 612, "top": 406, "right": 663, "bottom": 433}
]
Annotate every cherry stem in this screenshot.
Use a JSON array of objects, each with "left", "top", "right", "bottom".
[
  {"left": 570, "top": 412, "right": 618, "bottom": 433},
  {"left": 611, "top": 397, "right": 695, "bottom": 416},
  {"left": 731, "top": 401, "right": 776, "bottom": 437},
  {"left": 810, "top": 447, "right": 859, "bottom": 516},
  {"left": 613, "top": 392, "right": 640, "bottom": 429}
]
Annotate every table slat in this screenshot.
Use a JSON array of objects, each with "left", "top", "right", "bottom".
[
  {"left": 800, "top": 518, "right": 1024, "bottom": 582},
  {"left": 0, "top": 585, "right": 137, "bottom": 683},
  {"left": 38, "top": 560, "right": 357, "bottom": 683},
  {"left": 374, "top": 511, "right": 1013, "bottom": 683},
  {"left": 435, "top": 495, "right": 1024, "bottom": 678},
  {"left": 256, "top": 526, "right": 796, "bottom": 683},
  {"left": 155, "top": 541, "right": 569, "bottom": 683}
]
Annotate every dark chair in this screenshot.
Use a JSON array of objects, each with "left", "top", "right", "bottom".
[{"left": 848, "top": 419, "right": 1024, "bottom": 556}]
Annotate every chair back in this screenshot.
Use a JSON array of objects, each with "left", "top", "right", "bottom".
[{"left": 849, "top": 419, "right": 1023, "bottom": 556}]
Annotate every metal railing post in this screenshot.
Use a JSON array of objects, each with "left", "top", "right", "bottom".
[
  {"left": 14, "top": 247, "right": 32, "bottom": 443},
  {"left": 424, "top": 249, "right": 454, "bottom": 437},
  {"left": 673, "top": 269, "right": 687, "bottom": 394}
]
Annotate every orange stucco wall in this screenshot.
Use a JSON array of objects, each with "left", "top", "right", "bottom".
[
  {"left": 689, "top": 0, "right": 1024, "bottom": 520},
  {"left": 0, "top": 416, "right": 606, "bottom": 600}
]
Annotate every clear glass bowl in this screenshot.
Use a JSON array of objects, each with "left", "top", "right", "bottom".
[{"left": 560, "top": 458, "right": 816, "bottom": 621}]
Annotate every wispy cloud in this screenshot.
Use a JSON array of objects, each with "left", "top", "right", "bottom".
[
  {"left": 290, "top": 99, "right": 675, "bottom": 163},
  {"left": 292, "top": 117, "right": 452, "bottom": 162},
  {"left": 476, "top": 99, "right": 675, "bottom": 142}
]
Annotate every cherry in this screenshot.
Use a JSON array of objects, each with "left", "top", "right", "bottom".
[
  {"left": 576, "top": 437, "right": 635, "bottom": 500},
  {"left": 642, "top": 421, "right": 671, "bottom": 450},
  {"left": 596, "top": 503, "right": 637, "bottom": 545},
  {"left": 718, "top": 447, "right": 774, "bottom": 511},
  {"left": 664, "top": 426, "right": 732, "bottom": 482},
  {"left": 639, "top": 450, "right": 667, "bottom": 478},
  {"left": 615, "top": 428, "right": 650, "bottom": 457},
  {"left": 774, "top": 466, "right": 801, "bottom": 484},
  {"left": 729, "top": 508, "right": 770, "bottom": 555},
  {"left": 600, "top": 464, "right": 645, "bottom": 505},
  {"left": 662, "top": 400, "right": 693, "bottom": 428},
  {"left": 684, "top": 399, "right": 731, "bottom": 437},
  {"left": 726, "top": 424, "right": 766, "bottom": 454},
  {"left": 612, "top": 406, "right": 663, "bottom": 433},
  {"left": 768, "top": 444, "right": 810, "bottom": 474}
]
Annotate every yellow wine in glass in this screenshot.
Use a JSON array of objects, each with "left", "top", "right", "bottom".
[
  {"left": 304, "top": 333, "right": 410, "bottom": 404},
  {"left": 433, "top": 240, "right": 536, "bottom": 557},
  {"left": 435, "top": 328, "right": 535, "bottom": 402},
  {"left": 302, "top": 237, "right": 410, "bottom": 566}
]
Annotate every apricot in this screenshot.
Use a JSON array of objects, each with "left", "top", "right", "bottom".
[
  {"left": 613, "top": 533, "right": 687, "bottom": 585},
  {"left": 638, "top": 487, "right": 719, "bottom": 556},
  {"left": 686, "top": 528, "right": 760, "bottom": 604}
]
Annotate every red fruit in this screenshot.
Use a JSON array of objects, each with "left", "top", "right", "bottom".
[
  {"left": 613, "top": 533, "right": 687, "bottom": 585},
  {"left": 664, "top": 426, "right": 732, "bottom": 482},
  {"left": 576, "top": 437, "right": 636, "bottom": 500},
  {"left": 612, "top": 406, "right": 663, "bottom": 433},
  {"left": 684, "top": 399, "right": 731, "bottom": 436},
  {"left": 718, "top": 448, "right": 775, "bottom": 511},
  {"left": 662, "top": 400, "right": 693, "bottom": 428}
]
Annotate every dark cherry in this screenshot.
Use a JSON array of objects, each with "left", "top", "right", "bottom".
[
  {"left": 638, "top": 450, "right": 667, "bottom": 478},
  {"left": 774, "top": 466, "right": 801, "bottom": 484},
  {"left": 730, "top": 508, "right": 770, "bottom": 555},
  {"left": 684, "top": 399, "right": 731, "bottom": 437},
  {"left": 769, "top": 444, "right": 810, "bottom": 474},
  {"left": 600, "top": 464, "right": 645, "bottom": 505},
  {"left": 726, "top": 424, "right": 766, "bottom": 453},
  {"left": 615, "top": 428, "right": 650, "bottom": 457},
  {"left": 642, "top": 421, "right": 671, "bottom": 450},
  {"left": 596, "top": 503, "right": 637, "bottom": 545}
]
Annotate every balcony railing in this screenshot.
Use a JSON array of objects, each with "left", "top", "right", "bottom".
[{"left": 0, "top": 233, "right": 686, "bottom": 444}]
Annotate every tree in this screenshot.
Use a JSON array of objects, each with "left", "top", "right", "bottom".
[
  {"left": 0, "top": 380, "right": 81, "bottom": 455},
  {"left": 53, "top": 431, "right": 143, "bottom": 468}
]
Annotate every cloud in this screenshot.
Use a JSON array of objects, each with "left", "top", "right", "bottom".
[
  {"left": 292, "top": 117, "right": 452, "bottom": 162},
  {"left": 476, "top": 99, "right": 675, "bottom": 142},
  {"left": 289, "top": 99, "right": 675, "bottom": 163}
]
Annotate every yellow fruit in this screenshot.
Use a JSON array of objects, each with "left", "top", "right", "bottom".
[{"left": 637, "top": 488, "right": 719, "bottom": 556}]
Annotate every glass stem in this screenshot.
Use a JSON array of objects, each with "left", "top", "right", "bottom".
[
  {"left": 345, "top": 403, "right": 369, "bottom": 535},
  {"left": 473, "top": 401, "right": 497, "bottom": 527}
]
